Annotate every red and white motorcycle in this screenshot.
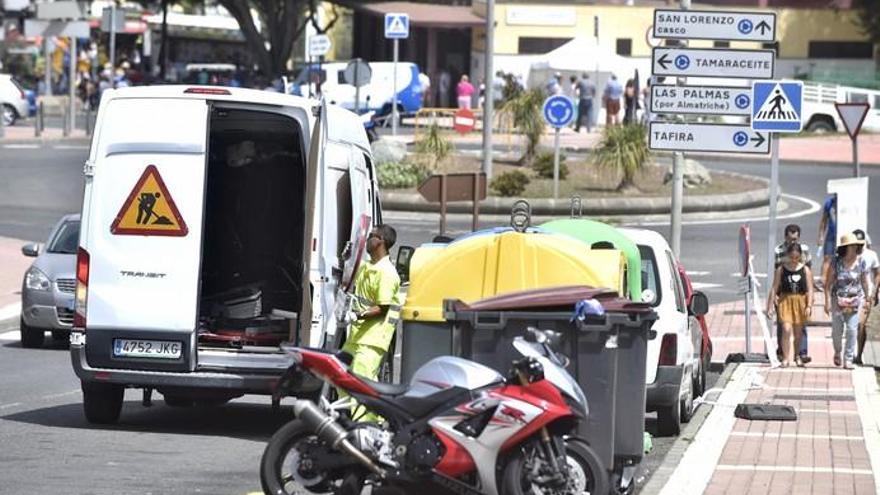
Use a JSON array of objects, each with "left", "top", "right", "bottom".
[{"left": 260, "top": 328, "right": 609, "bottom": 495}]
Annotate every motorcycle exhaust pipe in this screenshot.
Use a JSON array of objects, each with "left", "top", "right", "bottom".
[{"left": 292, "top": 399, "right": 386, "bottom": 477}]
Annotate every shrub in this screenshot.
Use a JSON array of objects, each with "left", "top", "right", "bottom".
[
  {"left": 592, "top": 124, "right": 650, "bottom": 191},
  {"left": 415, "top": 122, "right": 453, "bottom": 163},
  {"left": 532, "top": 151, "right": 569, "bottom": 180},
  {"left": 500, "top": 88, "right": 546, "bottom": 166},
  {"left": 490, "top": 170, "right": 531, "bottom": 197},
  {"left": 377, "top": 160, "right": 430, "bottom": 189}
]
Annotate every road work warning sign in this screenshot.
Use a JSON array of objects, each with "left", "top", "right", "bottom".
[{"left": 111, "top": 165, "right": 188, "bottom": 236}]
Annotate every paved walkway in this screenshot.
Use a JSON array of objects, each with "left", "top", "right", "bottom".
[
  {"left": 657, "top": 296, "right": 880, "bottom": 494},
  {"left": 0, "top": 124, "right": 88, "bottom": 142}
]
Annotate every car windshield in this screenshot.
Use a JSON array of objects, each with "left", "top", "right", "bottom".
[
  {"left": 638, "top": 245, "right": 662, "bottom": 307},
  {"left": 47, "top": 220, "right": 80, "bottom": 254}
]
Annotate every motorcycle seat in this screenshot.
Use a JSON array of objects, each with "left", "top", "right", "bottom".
[{"left": 359, "top": 377, "right": 409, "bottom": 397}]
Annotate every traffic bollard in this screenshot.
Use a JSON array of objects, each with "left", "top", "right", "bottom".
[{"left": 35, "top": 102, "right": 42, "bottom": 138}]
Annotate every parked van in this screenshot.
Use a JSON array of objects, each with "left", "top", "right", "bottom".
[
  {"left": 287, "top": 61, "right": 426, "bottom": 117},
  {"left": 70, "top": 86, "right": 380, "bottom": 424}
]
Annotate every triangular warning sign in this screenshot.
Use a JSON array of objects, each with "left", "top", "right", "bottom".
[
  {"left": 754, "top": 83, "right": 799, "bottom": 121},
  {"left": 835, "top": 103, "right": 870, "bottom": 139},
  {"left": 111, "top": 165, "right": 188, "bottom": 236}
]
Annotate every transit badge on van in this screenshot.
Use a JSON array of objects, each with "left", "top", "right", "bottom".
[{"left": 110, "top": 165, "right": 189, "bottom": 236}]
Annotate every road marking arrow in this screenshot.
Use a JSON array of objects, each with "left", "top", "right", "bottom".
[
  {"left": 658, "top": 53, "right": 671, "bottom": 70},
  {"left": 751, "top": 133, "right": 766, "bottom": 148}
]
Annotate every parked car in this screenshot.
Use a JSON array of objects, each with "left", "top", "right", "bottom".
[
  {"left": 1, "top": 73, "right": 29, "bottom": 126},
  {"left": 20, "top": 214, "right": 80, "bottom": 348},
  {"left": 620, "top": 228, "right": 707, "bottom": 436},
  {"left": 677, "top": 261, "right": 713, "bottom": 398}
]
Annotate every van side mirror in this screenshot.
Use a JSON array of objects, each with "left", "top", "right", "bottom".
[
  {"left": 21, "top": 243, "right": 41, "bottom": 257},
  {"left": 689, "top": 291, "right": 709, "bottom": 317},
  {"left": 395, "top": 245, "right": 415, "bottom": 283}
]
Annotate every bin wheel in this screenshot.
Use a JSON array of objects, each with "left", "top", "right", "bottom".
[
  {"left": 501, "top": 437, "right": 609, "bottom": 495},
  {"left": 82, "top": 381, "right": 124, "bottom": 424}
]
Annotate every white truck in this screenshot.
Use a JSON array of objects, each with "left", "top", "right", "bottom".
[
  {"left": 801, "top": 82, "right": 880, "bottom": 133},
  {"left": 70, "top": 86, "right": 381, "bottom": 424}
]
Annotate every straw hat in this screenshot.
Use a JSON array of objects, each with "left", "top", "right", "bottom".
[{"left": 838, "top": 233, "right": 865, "bottom": 248}]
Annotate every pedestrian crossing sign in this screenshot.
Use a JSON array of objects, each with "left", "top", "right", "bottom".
[
  {"left": 111, "top": 165, "right": 188, "bottom": 236},
  {"left": 384, "top": 13, "right": 409, "bottom": 39},
  {"left": 751, "top": 81, "right": 803, "bottom": 133}
]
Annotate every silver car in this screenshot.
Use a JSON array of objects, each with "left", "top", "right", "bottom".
[{"left": 20, "top": 214, "right": 80, "bottom": 348}]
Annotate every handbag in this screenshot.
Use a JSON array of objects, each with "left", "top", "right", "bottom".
[{"left": 837, "top": 296, "right": 859, "bottom": 314}]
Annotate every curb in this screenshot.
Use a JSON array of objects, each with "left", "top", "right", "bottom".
[
  {"left": 381, "top": 171, "right": 771, "bottom": 216},
  {"left": 0, "top": 136, "right": 90, "bottom": 145},
  {"left": 637, "top": 362, "right": 739, "bottom": 495}
]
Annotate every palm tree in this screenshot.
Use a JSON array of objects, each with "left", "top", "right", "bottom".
[
  {"left": 592, "top": 124, "right": 650, "bottom": 192},
  {"left": 501, "top": 88, "right": 545, "bottom": 166}
]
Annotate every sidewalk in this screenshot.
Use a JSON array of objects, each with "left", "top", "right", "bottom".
[
  {"left": 653, "top": 297, "right": 880, "bottom": 495},
  {"left": 0, "top": 123, "right": 88, "bottom": 142}
]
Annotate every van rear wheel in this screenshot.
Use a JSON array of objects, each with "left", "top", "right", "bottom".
[{"left": 82, "top": 381, "right": 124, "bottom": 424}]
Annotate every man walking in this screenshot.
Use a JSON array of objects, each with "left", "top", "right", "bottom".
[
  {"left": 774, "top": 224, "right": 813, "bottom": 363},
  {"left": 853, "top": 229, "right": 880, "bottom": 365},
  {"left": 603, "top": 74, "right": 623, "bottom": 126},
  {"left": 575, "top": 73, "right": 596, "bottom": 133},
  {"left": 344, "top": 224, "right": 402, "bottom": 421}
]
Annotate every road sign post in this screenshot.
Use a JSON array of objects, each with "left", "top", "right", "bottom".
[
  {"left": 739, "top": 224, "right": 752, "bottom": 354},
  {"left": 835, "top": 102, "right": 870, "bottom": 178},
  {"left": 652, "top": 47, "right": 775, "bottom": 79},
  {"left": 385, "top": 13, "right": 409, "bottom": 137},
  {"left": 418, "top": 173, "right": 487, "bottom": 235},
  {"left": 344, "top": 59, "right": 372, "bottom": 113},
  {"left": 542, "top": 95, "right": 576, "bottom": 199},
  {"left": 453, "top": 108, "right": 476, "bottom": 134}
]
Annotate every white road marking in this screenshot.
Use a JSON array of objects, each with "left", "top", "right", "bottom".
[
  {"left": 628, "top": 193, "right": 822, "bottom": 227},
  {"left": 715, "top": 465, "right": 874, "bottom": 475},
  {"left": 0, "top": 330, "right": 20, "bottom": 341},
  {"left": 853, "top": 367, "right": 880, "bottom": 494},
  {"left": 659, "top": 364, "right": 758, "bottom": 495},
  {"left": 686, "top": 271, "right": 712, "bottom": 277},
  {"left": 0, "top": 402, "right": 23, "bottom": 410},
  {"left": 1, "top": 144, "right": 39, "bottom": 150},
  {"left": 731, "top": 272, "right": 767, "bottom": 278},
  {"left": 0, "top": 302, "right": 21, "bottom": 321},
  {"left": 52, "top": 145, "right": 89, "bottom": 150},
  {"left": 691, "top": 282, "right": 723, "bottom": 290},
  {"left": 765, "top": 386, "right": 854, "bottom": 393},
  {"left": 729, "top": 431, "right": 864, "bottom": 441},
  {"left": 796, "top": 408, "right": 859, "bottom": 415}
]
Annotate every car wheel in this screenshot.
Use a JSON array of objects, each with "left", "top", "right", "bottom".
[
  {"left": 52, "top": 329, "right": 70, "bottom": 342},
  {"left": 694, "top": 358, "right": 706, "bottom": 397},
  {"left": 806, "top": 117, "right": 834, "bottom": 134},
  {"left": 2, "top": 104, "right": 16, "bottom": 126},
  {"left": 656, "top": 389, "right": 682, "bottom": 437},
  {"left": 82, "top": 381, "right": 124, "bottom": 424},
  {"left": 20, "top": 317, "right": 45, "bottom": 348},
  {"left": 681, "top": 372, "right": 695, "bottom": 424}
]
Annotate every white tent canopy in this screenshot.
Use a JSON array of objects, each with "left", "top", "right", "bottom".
[{"left": 528, "top": 37, "right": 650, "bottom": 92}]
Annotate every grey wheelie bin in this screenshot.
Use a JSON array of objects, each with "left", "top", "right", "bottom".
[{"left": 443, "top": 285, "right": 656, "bottom": 489}]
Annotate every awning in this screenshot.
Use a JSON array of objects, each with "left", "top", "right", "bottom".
[{"left": 356, "top": 2, "right": 484, "bottom": 29}]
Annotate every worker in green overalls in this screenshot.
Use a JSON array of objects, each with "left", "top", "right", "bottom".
[{"left": 344, "top": 224, "right": 402, "bottom": 421}]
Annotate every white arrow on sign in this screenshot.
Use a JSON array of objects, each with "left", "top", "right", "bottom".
[
  {"left": 649, "top": 122, "right": 770, "bottom": 154},
  {"left": 652, "top": 47, "right": 774, "bottom": 79},
  {"left": 650, "top": 84, "right": 752, "bottom": 117},
  {"left": 835, "top": 103, "right": 871, "bottom": 139},
  {"left": 653, "top": 9, "right": 776, "bottom": 42}
]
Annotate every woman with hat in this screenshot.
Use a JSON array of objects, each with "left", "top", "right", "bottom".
[
  {"left": 824, "top": 233, "right": 872, "bottom": 369},
  {"left": 767, "top": 242, "right": 814, "bottom": 367}
]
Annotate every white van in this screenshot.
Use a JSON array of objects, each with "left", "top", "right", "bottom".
[{"left": 70, "top": 85, "right": 381, "bottom": 423}]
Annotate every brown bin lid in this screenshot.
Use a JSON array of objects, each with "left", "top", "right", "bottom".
[{"left": 455, "top": 285, "right": 653, "bottom": 314}]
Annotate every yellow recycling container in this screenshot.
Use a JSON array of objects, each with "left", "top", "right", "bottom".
[{"left": 400, "top": 230, "right": 625, "bottom": 379}]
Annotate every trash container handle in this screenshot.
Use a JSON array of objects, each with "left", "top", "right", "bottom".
[{"left": 469, "top": 312, "right": 507, "bottom": 330}]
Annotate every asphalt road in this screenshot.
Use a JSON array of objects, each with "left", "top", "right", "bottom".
[{"left": 0, "top": 141, "right": 876, "bottom": 494}]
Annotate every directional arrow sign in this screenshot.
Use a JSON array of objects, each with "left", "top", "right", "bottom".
[
  {"left": 653, "top": 9, "right": 776, "bottom": 42},
  {"left": 649, "top": 122, "right": 770, "bottom": 154},
  {"left": 650, "top": 84, "right": 752, "bottom": 117},
  {"left": 652, "top": 47, "right": 774, "bottom": 79}
]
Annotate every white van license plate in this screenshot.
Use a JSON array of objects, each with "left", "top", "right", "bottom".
[{"left": 113, "top": 339, "right": 182, "bottom": 359}]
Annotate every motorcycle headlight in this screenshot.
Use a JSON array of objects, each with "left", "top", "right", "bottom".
[{"left": 25, "top": 268, "right": 52, "bottom": 291}]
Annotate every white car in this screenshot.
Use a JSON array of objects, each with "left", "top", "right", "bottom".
[
  {"left": 1, "top": 73, "right": 29, "bottom": 126},
  {"left": 620, "top": 228, "right": 706, "bottom": 436}
]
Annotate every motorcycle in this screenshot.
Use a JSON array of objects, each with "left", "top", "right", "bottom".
[{"left": 260, "top": 328, "right": 609, "bottom": 495}]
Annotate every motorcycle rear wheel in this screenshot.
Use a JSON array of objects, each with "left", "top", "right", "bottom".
[
  {"left": 501, "top": 437, "right": 609, "bottom": 495},
  {"left": 260, "top": 419, "right": 350, "bottom": 495}
]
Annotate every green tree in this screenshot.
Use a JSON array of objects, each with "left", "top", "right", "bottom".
[
  {"left": 852, "top": 0, "right": 880, "bottom": 68},
  {"left": 501, "top": 88, "right": 546, "bottom": 166},
  {"left": 592, "top": 124, "right": 650, "bottom": 192}
]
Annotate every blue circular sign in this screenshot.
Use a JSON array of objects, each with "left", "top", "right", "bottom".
[
  {"left": 542, "top": 95, "right": 576, "bottom": 128},
  {"left": 733, "top": 131, "right": 749, "bottom": 147},
  {"left": 737, "top": 19, "right": 753, "bottom": 34},
  {"left": 735, "top": 94, "right": 750, "bottom": 109},
  {"left": 674, "top": 55, "right": 690, "bottom": 70}
]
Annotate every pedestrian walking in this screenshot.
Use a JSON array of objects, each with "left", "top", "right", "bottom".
[
  {"left": 545, "top": 72, "right": 562, "bottom": 96},
  {"left": 344, "top": 224, "right": 402, "bottom": 421},
  {"left": 438, "top": 70, "right": 451, "bottom": 108},
  {"left": 853, "top": 229, "right": 880, "bottom": 365},
  {"left": 623, "top": 78, "right": 639, "bottom": 125},
  {"left": 768, "top": 243, "right": 814, "bottom": 367},
  {"left": 603, "top": 74, "right": 623, "bottom": 127},
  {"left": 575, "top": 73, "right": 596, "bottom": 133},
  {"left": 773, "top": 224, "right": 813, "bottom": 363},
  {"left": 456, "top": 75, "right": 475, "bottom": 109},
  {"left": 817, "top": 193, "right": 838, "bottom": 288},
  {"left": 824, "top": 233, "right": 871, "bottom": 369}
]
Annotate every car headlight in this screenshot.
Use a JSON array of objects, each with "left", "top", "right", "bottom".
[{"left": 25, "top": 268, "right": 52, "bottom": 291}]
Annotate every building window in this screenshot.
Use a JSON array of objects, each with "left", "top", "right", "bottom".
[
  {"left": 517, "top": 37, "right": 572, "bottom": 55},
  {"left": 616, "top": 38, "right": 632, "bottom": 56},
  {"left": 808, "top": 41, "right": 873, "bottom": 59},
  {"left": 714, "top": 41, "right": 730, "bottom": 48}
]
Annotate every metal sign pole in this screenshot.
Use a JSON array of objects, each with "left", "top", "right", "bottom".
[
  {"left": 482, "top": 0, "right": 495, "bottom": 179},
  {"left": 45, "top": 38, "right": 53, "bottom": 96},
  {"left": 670, "top": 0, "right": 690, "bottom": 258},
  {"left": 69, "top": 36, "right": 77, "bottom": 134},
  {"left": 766, "top": 135, "right": 779, "bottom": 285},
  {"left": 553, "top": 127, "right": 561, "bottom": 199},
  {"left": 109, "top": 3, "right": 117, "bottom": 72},
  {"left": 745, "top": 275, "right": 752, "bottom": 355},
  {"left": 354, "top": 59, "right": 361, "bottom": 114},
  {"left": 439, "top": 174, "right": 447, "bottom": 236},
  {"left": 472, "top": 172, "right": 480, "bottom": 232},
  {"left": 854, "top": 135, "right": 860, "bottom": 178},
  {"left": 392, "top": 38, "right": 399, "bottom": 137}
]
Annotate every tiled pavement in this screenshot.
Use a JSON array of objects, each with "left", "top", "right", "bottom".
[{"left": 657, "top": 297, "right": 880, "bottom": 494}]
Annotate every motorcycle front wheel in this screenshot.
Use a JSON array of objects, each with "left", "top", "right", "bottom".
[
  {"left": 260, "top": 419, "right": 356, "bottom": 495},
  {"left": 501, "top": 437, "right": 609, "bottom": 495}
]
